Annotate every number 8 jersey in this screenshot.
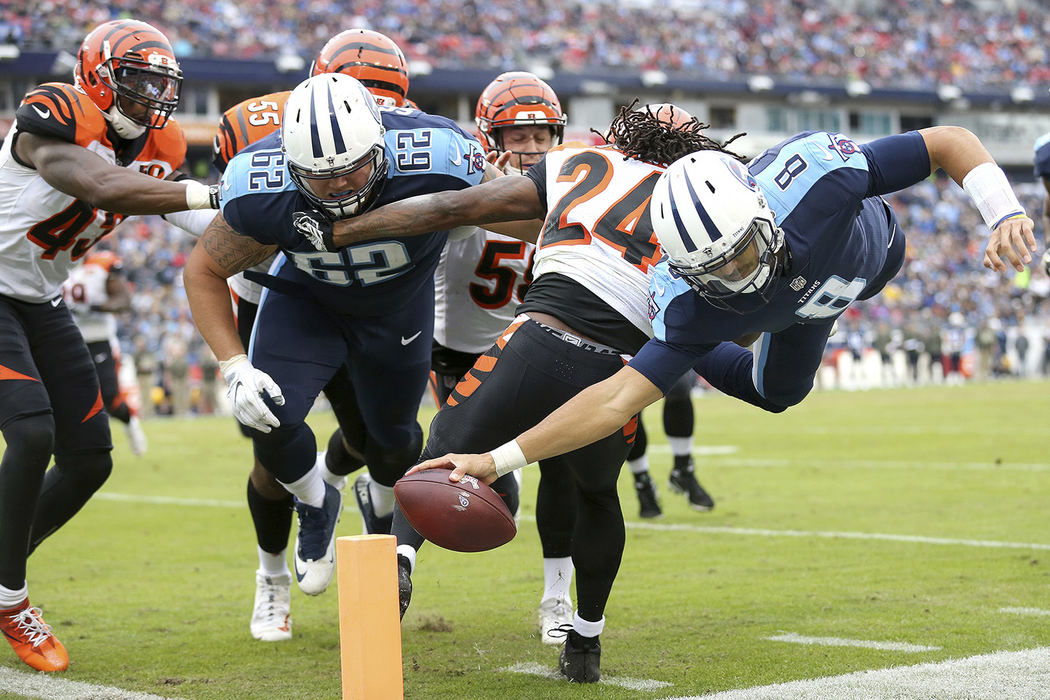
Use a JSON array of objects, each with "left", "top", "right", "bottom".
[
  {"left": 519, "top": 143, "right": 667, "bottom": 354},
  {"left": 0, "top": 82, "right": 186, "bottom": 302}
]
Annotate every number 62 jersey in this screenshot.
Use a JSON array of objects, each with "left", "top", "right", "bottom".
[{"left": 220, "top": 107, "right": 486, "bottom": 316}]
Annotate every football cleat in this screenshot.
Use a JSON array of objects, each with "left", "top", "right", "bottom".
[
  {"left": 293, "top": 482, "right": 342, "bottom": 596},
  {"left": 250, "top": 571, "right": 292, "bottom": 642},
  {"left": 537, "top": 596, "right": 573, "bottom": 645},
  {"left": 556, "top": 627, "right": 601, "bottom": 683},
  {"left": 0, "top": 599, "right": 68, "bottom": 672},
  {"left": 354, "top": 473, "right": 392, "bottom": 535},
  {"left": 397, "top": 554, "right": 413, "bottom": 620},
  {"left": 633, "top": 472, "right": 662, "bottom": 519},
  {"left": 125, "top": 416, "right": 148, "bottom": 456},
  {"left": 669, "top": 459, "right": 715, "bottom": 511}
]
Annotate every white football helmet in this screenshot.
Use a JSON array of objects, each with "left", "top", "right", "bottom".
[
  {"left": 651, "top": 151, "right": 784, "bottom": 309},
  {"left": 282, "top": 73, "right": 388, "bottom": 219}
]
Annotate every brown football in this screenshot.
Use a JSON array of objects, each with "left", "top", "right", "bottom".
[{"left": 393, "top": 468, "right": 516, "bottom": 552}]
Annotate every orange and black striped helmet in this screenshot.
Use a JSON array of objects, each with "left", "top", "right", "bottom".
[
  {"left": 474, "top": 71, "right": 566, "bottom": 155},
  {"left": 311, "top": 29, "right": 410, "bottom": 108},
  {"left": 74, "top": 19, "right": 182, "bottom": 130}
]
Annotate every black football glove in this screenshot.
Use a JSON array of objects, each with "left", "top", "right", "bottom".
[{"left": 293, "top": 211, "right": 335, "bottom": 252}]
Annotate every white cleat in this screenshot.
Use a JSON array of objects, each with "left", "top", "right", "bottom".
[
  {"left": 293, "top": 482, "right": 342, "bottom": 596},
  {"left": 537, "top": 596, "right": 573, "bottom": 645},
  {"left": 125, "top": 416, "right": 148, "bottom": 456},
  {"left": 250, "top": 571, "right": 292, "bottom": 642}
]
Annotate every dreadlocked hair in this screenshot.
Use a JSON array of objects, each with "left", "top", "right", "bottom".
[{"left": 591, "top": 99, "right": 747, "bottom": 166}]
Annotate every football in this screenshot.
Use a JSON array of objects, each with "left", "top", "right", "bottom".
[{"left": 393, "top": 469, "right": 516, "bottom": 552}]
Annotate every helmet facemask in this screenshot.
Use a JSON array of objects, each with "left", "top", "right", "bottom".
[
  {"left": 288, "top": 144, "right": 388, "bottom": 220},
  {"left": 98, "top": 55, "right": 181, "bottom": 137},
  {"left": 669, "top": 216, "right": 784, "bottom": 310}
]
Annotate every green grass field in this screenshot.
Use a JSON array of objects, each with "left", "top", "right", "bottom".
[{"left": 1, "top": 380, "right": 1048, "bottom": 699}]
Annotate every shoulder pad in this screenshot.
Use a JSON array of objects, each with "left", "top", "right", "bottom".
[
  {"left": 16, "top": 83, "right": 105, "bottom": 146},
  {"left": 143, "top": 117, "right": 187, "bottom": 172},
  {"left": 213, "top": 91, "right": 290, "bottom": 172}
]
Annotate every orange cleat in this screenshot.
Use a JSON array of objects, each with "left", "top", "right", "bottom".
[{"left": 0, "top": 599, "right": 68, "bottom": 672}]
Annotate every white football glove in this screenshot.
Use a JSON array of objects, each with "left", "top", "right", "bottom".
[
  {"left": 1042, "top": 248, "right": 1050, "bottom": 276},
  {"left": 219, "top": 354, "right": 285, "bottom": 433}
]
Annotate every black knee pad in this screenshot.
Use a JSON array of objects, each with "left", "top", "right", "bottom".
[
  {"left": 326, "top": 427, "right": 367, "bottom": 477},
  {"left": 2, "top": 413, "right": 55, "bottom": 467},
  {"left": 490, "top": 472, "right": 519, "bottom": 518},
  {"left": 365, "top": 429, "right": 423, "bottom": 487}
]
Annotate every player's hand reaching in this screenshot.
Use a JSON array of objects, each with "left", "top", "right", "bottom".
[
  {"left": 219, "top": 354, "right": 285, "bottom": 433},
  {"left": 293, "top": 210, "right": 335, "bottom": 252},
  {"left": 983, "top": 215, "right": 1036, "bottom": 272},
  {"left": 408, "top": 453, "right": 498, "bottom": 485}
]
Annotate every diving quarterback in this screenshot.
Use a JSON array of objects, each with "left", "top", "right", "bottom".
[{"left": 0, "top": 19, "right": 218, "bottom": 672}]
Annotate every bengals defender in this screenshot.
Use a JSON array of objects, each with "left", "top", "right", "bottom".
[
  {"left": 0, "top": 19, "right": 218, "bottom": 672},
  {"left": 209, "top": 29, "right": 417, "bottom": 644},
  {"left": 61, "top": 250, "right": 148, "bottom": 456},
  {"left": 299, "top": 103, "right": 724, "bottom": 683},
  {"left": 424, "top": 71, "right": 578, "bottom": 644}
]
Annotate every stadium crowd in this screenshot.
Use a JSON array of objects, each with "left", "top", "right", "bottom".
[
  {"left": 92, "top": 177, "right": 1049, "bottom": 417},
  {"left": 7, "top": 0, "right": 1050, "bottom": 91}
]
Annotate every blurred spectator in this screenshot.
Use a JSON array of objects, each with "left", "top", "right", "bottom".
[{"left": 8, "top": 1, "right": 1050, "bottom": 93}]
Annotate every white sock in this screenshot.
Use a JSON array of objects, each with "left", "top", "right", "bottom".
[
  {"left": 396, "top": 544, "right": 417, "bottom": 574},
  {"left": 257, "top": 546, "right": 289, "bottom": 577},
  {"left": 369, "top": 479, "right": 395, "bottom": 518},
  {"left": 573, "top": 611, "right": 605, "bottom": 638},
  {"left": 542, "top": 556, "right": 573, "bottom": 602},
  {"left": 668, "top": 436, "right": 692, "bottom": 458},
  {"left": 627, "top": 454, "right": 649, "bottom": 475},
  {"left": 0, "top": 582, "right": 27, "bottom": 609},
  {"left": 280, "top": 467, "right": 326, "bottom": 507}
]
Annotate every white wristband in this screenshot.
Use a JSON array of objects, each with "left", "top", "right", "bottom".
[
  {"left": 490, "top": 439, "right": 528, "bottom": 477},
  {"left": 185, "top": 181, "right": 215, "bottom": 210},
  {"left": 962, "top": 162, "right": 1026, "bottom": 230}
]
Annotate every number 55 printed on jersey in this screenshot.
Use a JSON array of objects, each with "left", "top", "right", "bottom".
[{"left": 292, "top": 241, "right": 410, "bottom": 286}]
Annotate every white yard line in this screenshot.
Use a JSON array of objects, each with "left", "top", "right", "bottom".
[
  {"left": 767, "top": 632, "right": 940, "bottom": 652},
  {"left": 501, "top": 661, "right": 672, "bottom": 691},
  {"left": 707, "top": 457, "right": 1050, "bottom": 472},
  {"left": 999, "top": 606, "right": 1050, "bottom": 617},
  {"left": 95, "top": 492, "right": 1050, "bottom": 551},
  {"left": 0, "top": 667, "right": 184, "bottom": 700},
  {"left": 662, "top": 646, "right": 1050, "bottom": 700}
]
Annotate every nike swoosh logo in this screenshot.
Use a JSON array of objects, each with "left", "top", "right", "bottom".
[
  {"left": 654, "top": 281, "right": 666, "bottom": 296},
  {"left": 31, "top": 105, "right": 51, "bottom": 120},
  {"left": 50, "top": 297, "right": 61, "bottom": 307},
  {"left": 400, "top": 331, "right": 422, "bottom": 345},
  {"left": 449, "top": 140, "right": 462, "bottom": 166}
]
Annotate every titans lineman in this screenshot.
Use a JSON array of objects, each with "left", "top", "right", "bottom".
[{"left": 183, "top": 73, "right": 488, "bottom": 599}]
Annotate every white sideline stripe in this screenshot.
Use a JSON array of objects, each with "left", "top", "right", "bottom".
[
  {"left": 767, "top": 632, "right": 940, "bottom": 652},
  {"left": 625, "top": 520, "right": 1050, "bottom": 551},
  {"left": 643, "top": 445, "right": 738, "bottom": 456},
  {"left": 709, "top": 456, "right": 1050, "bottom": 472},
  {"left": 663, "top": 646, "right": 1050, "bottom": 700},
  {"left": 0, "top": 667, "right": 184, "bottom": 700},
  {"left": 999, "top": 606, "right": 1050, "bottom": 617},
  {"left": 502, "top": 661, "right": 672, "bottom": 691},
  {"left": 94, "top": 493, "right": 1050, "bottom": 551}
]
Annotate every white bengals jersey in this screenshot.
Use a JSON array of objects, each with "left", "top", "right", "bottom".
[
  {"left": 532, "top": 144, "right": 666, "bottom": 338},
  {"left": 62, "top": 252, "right": 121, "bottom": 343},
  {"left": 434, "top": 228, "right": 534, "bottom": 354},
  {"left": 0, "top": 82, "right": 186, "bottom": 302}
]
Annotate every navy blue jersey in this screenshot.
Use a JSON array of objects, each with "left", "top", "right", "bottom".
[
  {"left": 1035, "top": 132, "right": 1050, "bottom": 178},
  {"left": 219, "top": 106, "right": 486, "bottom": 315},
  {"left": 632, "top": 130, "right": 930, "bottom": 391}
]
